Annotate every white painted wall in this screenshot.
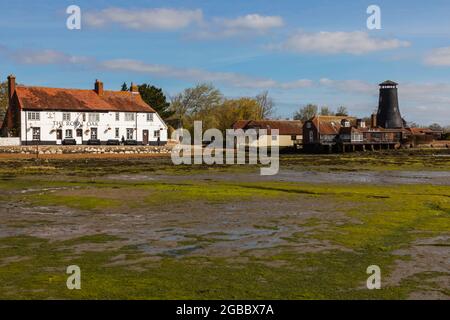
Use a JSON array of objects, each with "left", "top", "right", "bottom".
[
  {"left": 20, "top": 110, "right": 167, "bottom": 145},
  {"left": 237, "top": 134, "right": 302, "bottom": 148},
  {"left": 0, "top": 137, "right": 21, "bottom": 146}
]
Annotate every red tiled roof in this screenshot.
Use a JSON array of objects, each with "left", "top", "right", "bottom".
[
  {"left": 339, "top": 126, "right": 361, "bottom": 134},
  {"left": 15, "top": 86, "right": 155, "bottom": 113},
  {"left": 407, "top": 127, "right": 427, "bottom": 135},
  {"left": 310, "top": 116, "right": 356, "bottom": 135},
  {"left": 234, "top": 120, "right": 303, "bottom": 135},
  {"left": 233, "top": 120, "right": 252, "bottom": 130}
]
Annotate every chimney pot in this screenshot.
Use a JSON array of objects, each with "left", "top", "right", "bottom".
[
  {"left": 371, "top": 114, "right": 377, "bottom": 128},
  {"left": 130, "top": 82, "right": 139, "bottom": 94},
  {"left": 95, "top": 79, "right": 104, "bottom": 95},
  {"left": 7, "top": 74, "right": 16, "bottom": 101}
]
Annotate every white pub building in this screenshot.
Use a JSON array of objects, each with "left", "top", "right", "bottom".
[{"left": 1, "top": 75, "right": 168, "bottom": 145}]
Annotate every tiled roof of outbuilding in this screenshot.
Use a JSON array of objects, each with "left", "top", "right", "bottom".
[{"left": 233, "top": 120, "right": 303, "bottom": 135}]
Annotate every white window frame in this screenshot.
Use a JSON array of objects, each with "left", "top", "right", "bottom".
[
  {"left": 125, "top": 113, "right": 135, "bottom": 122},
  {"left": 115, "top": 128, "right": 120, "bottom": 138},
  {"left": 27, "top": 112, "right": 40, "bottom": 121},
  {"left": 154, "top": 130, "right": 160, "bottom": 138},
  {"left": 32, "top": 127, "right": 41, "bottom": 140},
  {"left": 88, "top": 113, "right": 100, "bottom": 122},
  {"left": 115, "top": 112, "right": 120, "bottom": 121},
  {"left": 63, "top": 112, "right": 71, "bottom": 121},
  {"left": 147, "top": 113, "right": 154, "bottom": 122},
  {"left": 126, "top": 128, "right": 134, "bottom": 140},
  {"left": 65, "top": 129, "right": 73, "bottom": 138}
]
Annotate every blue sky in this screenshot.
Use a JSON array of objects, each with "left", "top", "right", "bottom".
[{"left": 1, "top": 0, "right": 450, "bottom": 124}]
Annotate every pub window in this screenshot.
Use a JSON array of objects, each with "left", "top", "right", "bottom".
[
  {"left": 126, "top": 128, "right": 134, "bottom": 140},
  {"left": 32, "top": 127, "right": 41, "bottom": 140},
  {"left": 63, "top": 112, "right": 71, "bottom": 121},
  {"left": 82, "top": 113, "right": 86, "bottom": 122},
  {"left": 125, "top": 113, "right": 135, "bottom": 122},
  {"left": 153, "top": 130, "right": 160, "bottom": 138},
  {"left": 88, "top": 113, "right": 100, "bottom": 122},
  {"left": 271, "top": 135, "right": 277, "bottom": 141},
  {"left": 115, "top": 128, "right": 120, "bottom": 138},
  {"left": 76, "top": 129, "right": 83, "bottom": 137},
  {"left": 115, "top": 112, "right": 120, "bottom": 121},
  {"left": 65, "top": 129, "right": 73, "bottom": 138},
  {"left": 147, "top": 113, "right": 154, "bottom": 122},
  {"left": 27, "top": 112, "right": 40, "bottom": 121}
]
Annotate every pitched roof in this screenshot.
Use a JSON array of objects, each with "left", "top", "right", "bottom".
[
  {"left": 339, "top": 126, "right": 361, "bottom": 134},
  {"left": 15, "top": 86, "right": 156, "bottom": 113},
  {"left": 233, "top": 120, "right": 252, "bottom": 130},
  {"left": 309, "top": 116, "right": 356, "bottom": 135},
  {"left": 234, "top": 120, "right": 303, "bottom": 135}
]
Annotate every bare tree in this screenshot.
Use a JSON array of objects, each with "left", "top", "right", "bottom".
[
  {"left": 255, "top": 90, "right": 275, "bottom": 119},
  {"left": 320, "top": 106, "right": 333, "bottom": 116},
  {"left": 335, "top": 106, "right": 348, "bottom": 116},
  {"left": 428, "top": 123, "right": 443, "bottom": 131},
  {"left": 293, "top": 104, "right": 318, "bottom": 121},
  {"left": 169, "top": 83, "right": 223, "bottom": 130}
]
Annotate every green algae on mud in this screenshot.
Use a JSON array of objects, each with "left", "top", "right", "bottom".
[
  {"left": 0, "top": 149, "right": 449, "bottom": 299},
  {"left": 0, "top": 178, "right": 449, "bottom": 299}
]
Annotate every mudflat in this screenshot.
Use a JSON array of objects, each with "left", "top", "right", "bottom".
[{"left": 0, "top": 150, "right": 449, "bottom": 299}]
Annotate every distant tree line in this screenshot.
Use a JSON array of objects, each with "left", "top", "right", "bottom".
[
  {"left": 293, "top": 104, "right": 349, "bottom": 121},
  {"left": 121, "top": 82, "right": 275, "bottom": 134}
]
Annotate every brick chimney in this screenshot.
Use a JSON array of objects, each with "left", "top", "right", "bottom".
[
  {"left": 94, "top": 79, "right": 104, "bottom": 95},
  {"left": 371, "top": 113, "right": 377, "bottom": 128},
  {"left": 7, "top": 74, "right": 16, "bottom": 101},
  {"left": 130, "top": 82, "right": 139, "bottom": 94}
]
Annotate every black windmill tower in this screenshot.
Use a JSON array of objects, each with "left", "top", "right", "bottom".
[{"left": 376, "top": 80, "right": 404, "bottom": 128}]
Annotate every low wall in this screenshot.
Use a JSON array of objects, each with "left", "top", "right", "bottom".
[
  {"left": 0, "top": 145, "right": 172, "bottom": 155},
  {"left": 0, "top": 138, "right": 21, "bottom": 147}
]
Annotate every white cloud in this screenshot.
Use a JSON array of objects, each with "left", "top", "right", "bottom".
[
  {"left": 0, "top": 46, "right": 91, "bottom": 65},
  {"left": 14, "top": 50, "right": 91, "bottom": 65},
  {"left": 424, "top": 46, "right": 450, "bottom": 66},
  {"left": 100, "top": 59, "right": 311, "bottom": 89},
  {"left": 84, "top": 8, "right": 203, "bottom": 31},
  {"left": 277, "top": 31, "right": 410, "bottom": 55},
  {"left": 221, "top": 14, "right": 284, "bottom": 31},
  {"left": 189, "top": 14, "right": 284, "bottom": 39}
]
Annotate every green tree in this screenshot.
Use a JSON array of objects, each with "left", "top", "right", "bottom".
[
  {"left": 0, "top": 81, "right": 9, "bottom": 122},
  {"left": 121, "top": 82, "right": 128, "bottom": 91},
  {"left": 293, "top": 104, "right": 317, "bottom": 121},
  {"left": 138, "top": 84, "right": 173, "bottom": 120},
  {"left": 215, "top": 98, "right": 262, "bottom": 132}
]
